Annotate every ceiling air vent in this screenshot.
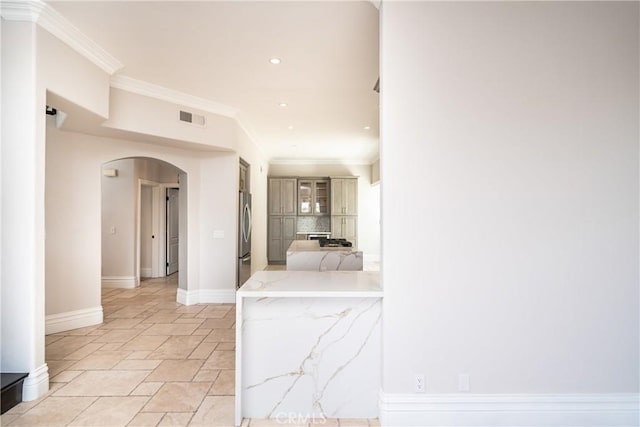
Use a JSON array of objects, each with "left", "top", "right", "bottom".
[{"left": 179, "top": 109, "right": 206, "bottom": 127}]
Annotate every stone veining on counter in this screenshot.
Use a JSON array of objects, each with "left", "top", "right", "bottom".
[
  {"left": 239, "top": 298, "right": 381, "bottom": 420},
  {"left": 235, "top": 271, "right": 382, "bottom": 426},
  {"left": 287, "top": 240, "right": 363, "bottom": 271}
]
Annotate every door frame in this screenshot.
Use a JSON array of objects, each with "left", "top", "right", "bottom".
[
  {"left": 136, "top": 179, "right": 160, "bottom": 283},
  {"left": 164, "top": 185, "right": 180, "bottom": 276},
  {"left": 136, "top": 180, "right": 180, "bottom": 283}
]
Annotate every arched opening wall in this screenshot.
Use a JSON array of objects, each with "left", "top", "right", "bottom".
[
  {"left": 3, "top": 17, "right": 269, "bottom": 402},
  {"left": 100, "top": 157, "right": 185, "bottom": 288},
  {"left": 44, "top": 119, "right": 199, "bottom": 332}
]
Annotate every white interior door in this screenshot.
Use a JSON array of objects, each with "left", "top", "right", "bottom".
[{"left": 166, "top": 188, "right": 179, "bottom": 275}]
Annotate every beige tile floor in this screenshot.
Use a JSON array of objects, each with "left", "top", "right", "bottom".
[{"left": 1, "top": 275, "right": 380, "bottom": 427}]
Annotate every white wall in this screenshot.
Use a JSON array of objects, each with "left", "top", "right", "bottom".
[
  {"left": 269, "top": 163, "right": 380, "bottom": 260},
  {"left": 103, "top": 89, "right": 237, "bottom": 151},
  {"left": 38, "top": 26, "right": 110, "bottom": 119},
  {"left": 101, "top": 159, "right": 136, "bottom": 279},
  {"left": 45, "top": 118, "right": 104, "bottom": 317},
  {"left": 199, "top": 154, "right": 238, "bottom": 290},
  {"left": 45, "top": 124, "right": 201, "bottom": 311},
  {"left": 135, "top": 157, "right": 180, "bottom": 184},
  {"left": 380, "top": 0, "right": 638, "bottom": 420}
]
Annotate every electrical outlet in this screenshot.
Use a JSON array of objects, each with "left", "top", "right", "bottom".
[
  {"left": 458, "top": 374, "right": 470, "bottom": 392},
  {"left": 110, "top": 226, "right": 116, "bottom": 235},
  {"left": 414, "top": 374, "right": 425, "bottom": 393}
]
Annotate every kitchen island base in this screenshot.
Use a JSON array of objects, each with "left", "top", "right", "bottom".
[{"left": 235, "top": 271, "right": 382, "bottom": 426}]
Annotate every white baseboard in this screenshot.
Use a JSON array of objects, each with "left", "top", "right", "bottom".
[
  {"left": 379, "top": 392, "right": 640, "bottom": 426},
  {"left": 45, "top": 306, "right": 104, "bottom": 334},
  {"left": 177, "top": 288, "right": 236, "bottom": 305},
  {"left": 140, "top": 268, "right": 152, "bottom": 278},
  {"left": 102, "top": 276, "right": 138, "bottom": 288},
  {"left": 176, "top": 288, "right": 196, "bottom": 305},
  {"left": 22, "top": 364, "right": 49, "bottom": 401}
]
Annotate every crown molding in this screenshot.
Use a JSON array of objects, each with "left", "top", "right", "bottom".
[
  {"left": 0, "top": 0, "right": 123, "bottom": 75},
  {"left": 0, "top": 0, "right": 44, "bottom": 22},
  {"left": 110, "top": 75, "right": 240, "bottom": 120},
  {"left": 269, "top": 158, "right": 374, "bottom": 166}
]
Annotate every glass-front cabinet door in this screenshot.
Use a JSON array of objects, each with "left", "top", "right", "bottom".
[
  {"left": 298, "top": 179, "right": 330, "bottom": 215},
  {"left": 314, "top": 180, "right": 329, "bottom": 214},
  {"left": 298, "top": 180, "right": 313, "bottom": 214}
]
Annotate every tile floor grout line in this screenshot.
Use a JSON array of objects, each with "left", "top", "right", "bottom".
[{"left": 3, "top": 275, "right": 378, "bottom": 426}]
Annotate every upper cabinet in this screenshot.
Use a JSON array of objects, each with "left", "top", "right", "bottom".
[
  {"left": 331, "top": 178, "right": 358, "bottom": 215},
  {"left": 298, "top": 179, "right": 330, "bottom": 215},
  {"left": 268, "top": 178, "right": 297, "bottom": 215}
]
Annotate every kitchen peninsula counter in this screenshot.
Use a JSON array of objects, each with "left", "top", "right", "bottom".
[{"left": 235, "top": 271, "right": 382, "bottom": 425}]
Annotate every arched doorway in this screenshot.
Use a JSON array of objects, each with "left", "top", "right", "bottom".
[{"left": 101, "top": 157, "right": 187, "bottom": 291}]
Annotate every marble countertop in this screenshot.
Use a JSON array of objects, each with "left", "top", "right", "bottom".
[
  {"left": 295, "top": 231, "right": 331, "bottom": 235},
  {"left": 237, "top": 270, "right": 382, "bottom": 298},
  {"left": 287, "top": 239, "right": 358, "bottom": 253}
]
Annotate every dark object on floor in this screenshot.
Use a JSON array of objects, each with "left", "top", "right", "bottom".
[{"left": 1, "top": 372, "right": 28, "bottom": 414}]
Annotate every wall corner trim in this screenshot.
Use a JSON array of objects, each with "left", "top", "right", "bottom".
[
  {"left": 22, "top": 364, "right": 50, "bottom": 401},
  {"left": 177, "top": 288, "right": 235, "bottom": 305},
  {"left": 45, "top": 306, "right": 104, "bottom": 335},
  {"left": 0, "top": 0, "right": 123, "bottom": 74},
  {"left": 378, "top": 391, "right": 640, "bottom": 426}
]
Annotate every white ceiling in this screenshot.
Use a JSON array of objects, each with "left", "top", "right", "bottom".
[{"left": 47, "top": 1, "right": 380, "bottom": 163}]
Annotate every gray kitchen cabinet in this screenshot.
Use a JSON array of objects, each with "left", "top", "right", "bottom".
[
  {"left": 331, "top": 215, "right": 358, "bottom": 249},
  {"left": 298, "top": 179, "right": 330, "bottom": 215},
  {"left": 331, "top": 178, "right": 358, "bottom": 215},
  {"left": 268, "top": 177, "right": 298, "bottom": 262},
  {"left": 330, "top": 177, "right": 358, "bottom": 248},
  {"left": 268, "top": 178, "right": 297, "bottom": 215},
  {"left": 268, "top": 215, "right": 297, "bottom": 263}
]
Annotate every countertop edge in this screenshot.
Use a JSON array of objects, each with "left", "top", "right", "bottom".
[{"left": 237, "top": 290, "right": 383, "bottom": 298}]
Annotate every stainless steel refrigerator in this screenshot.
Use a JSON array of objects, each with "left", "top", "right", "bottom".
[{"left": 237, "top": 191, "right": 252, "bottom": 288}]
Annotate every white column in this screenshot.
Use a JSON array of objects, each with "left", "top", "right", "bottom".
[{"left": 1, "top": 20, "right": 49, "bottom": 399}]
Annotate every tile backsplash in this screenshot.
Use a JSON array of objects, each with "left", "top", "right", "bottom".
[{"left": 297, "top": 216, "right": 331, "bottom": 232}]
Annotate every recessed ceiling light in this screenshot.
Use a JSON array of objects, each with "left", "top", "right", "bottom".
[
  {"left": 269, "top": 57, "right": 282, "bottom": 65},
  {"left": 363, "top": 126, "right": 371, "bottom": 130},
  {"left": 288, "top": 125, "right": 294, "bottom": 130},
  {"left": 279, "top": 103, "right": 288, "bottom": 107}
]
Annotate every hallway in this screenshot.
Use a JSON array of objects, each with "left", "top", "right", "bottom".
[{"left": 1, "top": 277, "right": 380, "bottom": 426}]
